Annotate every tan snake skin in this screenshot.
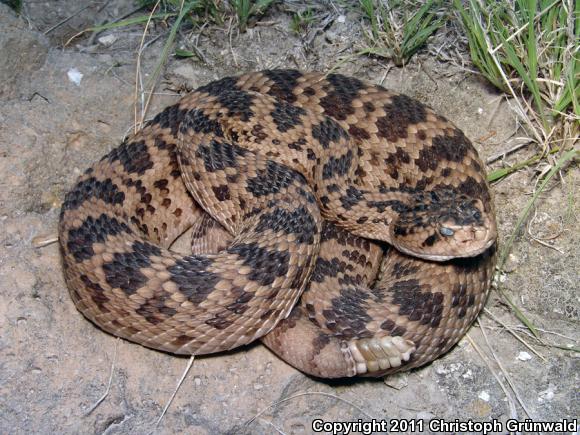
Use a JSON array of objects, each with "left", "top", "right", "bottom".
[{"left": 58, "top": 70, "right": 497, "bottom": 378}]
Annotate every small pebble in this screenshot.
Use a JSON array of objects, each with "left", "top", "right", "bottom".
[
  {"left": 337, "top": 15, "right": 346, "bottom": 23},
  {"left": 478, "top": 391, "right": 490, "bottom": 402},
  {"left": 416, "top": 411, "right": 435, "bottom": 420},
  {"left": 384, "top": 372, "right": 408, "bottom": 390},
  {"left": 517, "top": 351, "right": 532, "bottom": 361},
  {"left": 98, "top": 34, "right": 117, "bottom": 47},
  {"left": 538, "top": 387, "right": 555, "bottom": 402},
  {"left": 67, "top": 68, "right": 83, "bottom": 86}
]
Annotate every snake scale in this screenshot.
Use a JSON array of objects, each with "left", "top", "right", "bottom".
[{"left": 59, "top": 70, "right": 497, "bottom": 378}]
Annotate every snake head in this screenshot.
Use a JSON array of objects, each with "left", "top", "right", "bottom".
[{"left": 390, "top": 190, "right": 497, "bottom": 261}]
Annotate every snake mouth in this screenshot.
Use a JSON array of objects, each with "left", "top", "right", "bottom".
[{"left": 391, "top": 224, "right": 497, "bottom": 262}]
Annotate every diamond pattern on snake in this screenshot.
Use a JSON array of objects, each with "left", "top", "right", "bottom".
[{"left": 59, "top": 70, "right": 497, "bottom": 378}]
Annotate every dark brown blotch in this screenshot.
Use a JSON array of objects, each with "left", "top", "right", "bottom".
[
  {"left": 326, "top": 286, "right": 373, "bottom": 340},
  {"left": 147, "top": 103, "right": 188, "bottom": 136},
  {"left": 271, "top": 100, "right": 306, "bottom": 132},
  {"left": 348, "top": 125, "right": 370, "bottom": 140},
  {"left": 416, "top": 130, "right": 472, "bottom": 172},
  {"left": 171, "top": 334, "right": 192, "bottom": 348},
  {"left": 255, "top": 206, "right": 318, "bottom": 244},
  {"left": 80, "top": 275, "right": 110, "bottom": 312},
  {"left": 312, "top": 334, "right": 331, "bottom": 355},
  {"left": 179, "top": 108, "right": 224, "bottom": 137},
  {"left": 62, "top": 177, "right": 125, "bottom": 212},
  {"left": 251, "top": 123, "right": 268, "bottom": 143},
  {"left": 383, "top": 147, "right": 411, "bottom": 180},
  {"left": 195, "top": 139, "right": 247, "bottom": 173},
  {"left": 103, "top": 241, "right": 161, "bottom": 295},
  {"left": 312, "top": 117, "right": 347, "bottom": 149},
  {"left": 319, "top": 74, "right": 364, "bottom": 120},
  {"left": 246, "top": 160, "right": 303, "bottom": 197},
  {"left": 263, "top": 69, "right": 302, "bottom": 103},
  {"left": 167, "top": 255, "right": 219, "bottom": 304},
  {"left": 322, "top": 150, "right": 353, "bottom": 180},
  {"left": 227, "top": 243, "right": 290, "bottom": 287},
  {"left": 212, "top": 184, "right": 231, "bottom": 201},
  {"left": 376, "top": 94, "right": 427, "bottom": 142},
  {"left": 67, "top": 214, "right": 132, "bottom": 262}
]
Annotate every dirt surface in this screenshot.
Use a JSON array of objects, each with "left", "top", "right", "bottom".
[{"left": 1, "top": 1, "right": 578, "bottom": 434}]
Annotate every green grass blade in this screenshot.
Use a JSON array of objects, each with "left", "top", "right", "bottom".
[
  {"left": 143, "top": 2, "right": 197, "bottom": 97},
  {"left": 359, "top": 0, "right": 379, "bottom": 40},
  {"left": 549, "top": 344, "right": 580, "bottom": 353},
  {"left": 486, "top": 146, "right": 561, "bottom": 182},
  {"left": 174, "top": 48, "right": 196, "bottom": 57},
  {"left": 453, "top": 0, "right": 507, "bottom": 91},
  {"left": 525, "top": 0, "right": 538, "bottom": 90},
  {"left": 499, "top": 32, "right": 548, "bottom": 129},
  {"left": 554, "top": 51, "right": 580, "bottom": 116},
  {"left": 495, "top": 287, "right": 541, "bottom": 338},
  {"left": 401, "top": 0, "right": 444, "bottom": 61},
  {"left": 249, "top": 0, "right": 275, "bottom": 16}
]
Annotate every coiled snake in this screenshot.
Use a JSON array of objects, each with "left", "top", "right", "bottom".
[{"left": 59, "top": 70, "right": 497, "bottom": 378}]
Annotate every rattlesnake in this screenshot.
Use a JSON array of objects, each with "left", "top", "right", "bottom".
[{"left": 58, "top": 70, "right": 497, "bottom": 378}]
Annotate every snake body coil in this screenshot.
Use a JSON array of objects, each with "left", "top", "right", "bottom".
[{"left": 59, "top": 70, "right": 497, "bottom": 378}]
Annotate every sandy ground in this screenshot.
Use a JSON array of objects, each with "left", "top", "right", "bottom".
[{"left": 0, "top": 1, "right": 578, "bottom": 434}]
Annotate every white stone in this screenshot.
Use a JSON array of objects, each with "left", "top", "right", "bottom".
[
  {"left": 517, "top": 351, "right": 532, "bottom": 361},
  {"left": 538, "top": 387, "right": 555, "bottom": 402},
  {"left": 384, "top": 372, "right": 408, "bottom": 390},
  {"left": 67, "top": 68, "right": 83, "bottom": 86},
  {"left": 98, "top": 34, "right": 117, "bottom": 46}
]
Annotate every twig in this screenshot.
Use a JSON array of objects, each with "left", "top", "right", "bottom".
[
  {"left": 84, "top": 339, "right": 119, "bottom": 416},
  {"left": 477, "top": 319, "right": 535, "bottom": 419},
  {"left": 504, "top": 327, "right": 579, "bottom": 352},
  {"left": 140, "top": 0, "right": 192, "bottom": 127},
  {"left": 465, "top": 333, "right": 518, "bottom": 420},
  {"left": 32, "top": 234, "right": 59, "bottom": 248},
  {"left": 44, "top": 5, "right": 91, "bottom": 35},
  {"left": 154, "top": 355, "right": 195, "bottom": 428},
  {"left": 529, "top": 236, "right": 566, "bottom": 254},
  {"left": 259, "top": 418, "right": 288, "bottom": 435},
  {"left": 483, "top": 309, "right": 546, "bottom": 362},
  {"left": 486, "top": 140, "right": 532, "bottom": 164},
  {"left": 244, "top": 392, "right": 375, "bottom": 430},
  {"left": 134, "top": 0, "right": 162, "bottom": 132},
  {"left": 87, "top": 0, "right": 134, "bottom": 45},
  {"left": 525, "top": 327, "right": 576, "bottom": 342}
]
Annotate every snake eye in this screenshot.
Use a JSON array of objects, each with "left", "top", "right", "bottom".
[{"left": 440, "top": 227, "right": 455, "bottom": 237}]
